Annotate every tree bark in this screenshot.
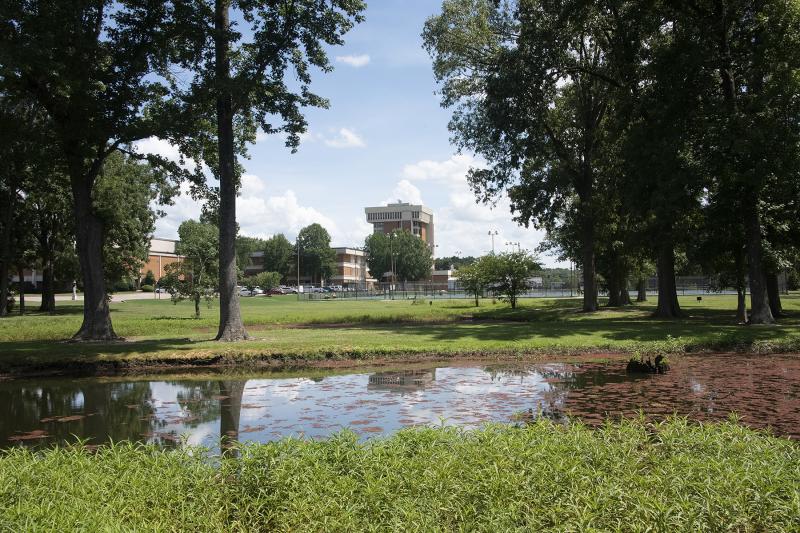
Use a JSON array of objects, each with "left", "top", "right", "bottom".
[
  {"left": 636, "top": 278, "right": 647, "bottom": 302},
  {"left": 0, "top": 186, "right": 14, "bottom": 317},
  {"left": 194, "top": 293, "right": 201, "bottom": 319},
  {"left": 620, "top": 279, "right": 632, "bottom": 305},
  {"left": 766, "top": 272, "right": 782, "bottom": 318},
  {"left": 580, "top": 214, "right": 598, "bottom": 312},
  {"left": 214, "top": 0, "right": 248, "bottom": 342},
  {"left": 606, "top": 271, "right": 621, "bottom": 307},
  {"left": 38, "top": 259, "right": 56, "bottom": 314},
  {"left": 70, "top": 176, "right": 117, "bottom": 340},
  {"left": 654, "top": 242, "right": 681, "bottom": 318},
  {"left": 736, "top": 287, "right": 748, "bottom": 324},
  {"left": 16, "top": 265, "right": 25, "bottom": 315},
  {"left": 745, "top": 208, "right": 774, "bottom": 324}
]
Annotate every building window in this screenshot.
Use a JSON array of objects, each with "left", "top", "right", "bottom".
[{"left": 374, "top": 222, "right": 383, "bottom": 233}]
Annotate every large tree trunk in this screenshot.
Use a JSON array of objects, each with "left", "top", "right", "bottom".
[
  {"left": 620, "top": 278, "right": 632, "bottom": 306},
  {"left": 16, "top": 265, "right": 25, "bottom": 315},
  {"left": 654, "top": 242, "right": 681, "bottom": 318},
  {"left": 766, "top": 272, "right": 782, "bottom": 318},
  {"left": 71, "top": 177, "right": 117, "bottom": 340},
  {"left": 219, "top": 380, "right": 245, "bottom": 458},
  {"left": 0, "top": 187, "right": 14, "bottom": 317},
  {"left": 38, "top": 254, "right": 56, "bottom": 314},
  {"left": 580, "top": 214, "right": 598, "bottom": 312},
  {"left": 214, "top": 0, "right": 248, "bottom": 342},
  {"left": 606, "top": 271, "right": 621, "bottom": 307},
  {"left": 744, "top": 208, "right": 774, "bottom": 324},
  {"left": 636, "top": 278, "right": 647, "bottom": 302}
]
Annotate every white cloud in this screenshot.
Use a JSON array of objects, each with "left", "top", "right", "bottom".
[
  {"left": 392, "top": 155, "right": 562, "bottom": 265},
  {"left": 236, "top": 175, "right": 338, "bottom": 240},
  {"left": 383, "top": 179, "right": 424, "bottom": 206},
  {"left": 335, "top": 54, "right": 371, "bottom": 68},
  {"left": 401, "top": 154, "right": 477, "bottom": 187},
  {"left": 155, "top": 174, "right": 338, "bottom": 243},
  {"left": 324, "top": 128, "right": 366, "bottom": 149}
]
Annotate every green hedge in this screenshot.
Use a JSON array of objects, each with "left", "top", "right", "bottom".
[{"left": 1, "top": 419, "right": 798, "bottom": 531}]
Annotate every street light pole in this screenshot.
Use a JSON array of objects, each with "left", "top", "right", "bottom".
[
  {"left": 488, "top": 230, "right": 498, "bottom": 254},
  {"left": 296, "top": 239, "right": 300, "bottom": 301}
]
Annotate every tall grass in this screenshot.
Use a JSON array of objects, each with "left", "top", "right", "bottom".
[{"left": 1, "top": 419, "right": 798, "bottom": 531}]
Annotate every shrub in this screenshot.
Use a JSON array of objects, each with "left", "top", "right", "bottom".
[{"left": 140, "top": 285, "right": 155, "bottom": 293}]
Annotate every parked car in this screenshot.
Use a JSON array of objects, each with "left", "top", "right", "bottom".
[{"left": 266, "top": 288, "right": 284, "bottom": 296}]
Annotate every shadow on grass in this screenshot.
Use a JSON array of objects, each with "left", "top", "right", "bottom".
[{"left": 0, "top": 337, "right": 209, "bottom": 371}]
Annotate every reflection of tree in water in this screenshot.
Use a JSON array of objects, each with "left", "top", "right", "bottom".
[
  {"left": 219, "top": 380, "right": 245, "bottom": 458},
  {"left": 173, "top": 381, "right": 223, "bottom": 427},
  {"left": 483, "top": 363, "right": 640, "bottom": 426},
  {"left": 0, "top": 380, "right": 160, "bottom": 447},
  {"left": 170, "top": 379, "right": 247, "bottom": 455},
  {"left": 367, "top": 369, "right": 436, "bottom": 393}
]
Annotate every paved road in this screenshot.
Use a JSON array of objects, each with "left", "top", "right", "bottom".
[{"left": 20, "top": 291, "right": 169, "bottom": 303}]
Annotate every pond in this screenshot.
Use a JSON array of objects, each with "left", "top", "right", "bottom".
[{"left": 2, "top": 353, "right": 798, "bottom": 451}]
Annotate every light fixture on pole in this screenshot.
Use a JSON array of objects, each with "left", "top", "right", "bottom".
[
  {"left": 488, "top": 230, "right": 499, "bottom": 254},
  {"left": 505, "top": 241, "right": 521, "bottom": 252}
]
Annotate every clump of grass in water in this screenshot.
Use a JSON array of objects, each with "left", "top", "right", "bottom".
[{"left": 1, "top": 418, "right": 798, "bottom": 531}]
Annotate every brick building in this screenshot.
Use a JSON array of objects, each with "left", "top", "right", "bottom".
[{"left": 365, "top": 202, "right": 435, "bottom": 251}]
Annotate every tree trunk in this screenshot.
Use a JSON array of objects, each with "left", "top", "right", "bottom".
[
  {"left": 219, "top": 380, "right": 245, "bottom": 458},
  {"left": 736, "top": 287, "right": 748, "bottom": 324},
  {"left": 766, "top": 272, "right": 782, "bottom": 318},
  {"left": 580, "top": 216, "right": 598, "bottom": 312},
  {"left": 745, "top": 208, "right": 774, "bottom": 324},
  {"left": 16, "top": 265, "right": 25, "bottom": 315},
  {"left": 654, "top": 242, "right": 681, "bottom": 318},
  {"left": 636, "top": 278, "right": 647, "bottom": 302},
  {"left": 194, "top": 293, "right": 201, "bottom": 319},
  {"left": 214, "top": 0, "right": 248, "bottom": 342},
  {"left": 620, "top": 278, "right": 632, "bottom": 306},
  {"left": 39, "top": 256, "right": 56, "bottom": 314},
  {"left": 70, "top": 176, "right": 116, "bottom": 340},
  {"left": 606, "top": 271, "right": 621, "bottom": 307},
  {"left": 0, "top": 187, "right": 14, "bottom": 318}
]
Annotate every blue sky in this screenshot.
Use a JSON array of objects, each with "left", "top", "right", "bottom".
[{"left": 147, "top": 0, "right": 564, "bottom": 267}]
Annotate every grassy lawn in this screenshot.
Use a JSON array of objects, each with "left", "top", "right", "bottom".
[
  {"left": 0, "top": 293, "right": 798, "bottom": 372},
  {"left": 2, "top": 418, "right": 798, "bottom": 531}
]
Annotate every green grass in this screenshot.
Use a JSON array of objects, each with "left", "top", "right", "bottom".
[
  {"left": 1, "top": 418, "right": 798, "bottom": 531},
  {"left": 1, "top": 294, "right": 799, "bottom": 373}
]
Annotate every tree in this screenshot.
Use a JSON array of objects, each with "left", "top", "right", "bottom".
[
  {"left": 490, "top": 251, "right": 540, "bottom": 309},
  {"left": 457, "top": 255, "right": 498, "bottom": 306},
  {"left": 263, "top": 234, "right": 295, "bottom": 281},
  {"left": 434, "top": 255, "right": 476, "bottom": 271},
  {"left": 253, "top": 272, "right": 282, "bottom": 293},
  {"left": 235, "top": 236, "right": 267, "bottom": 276},
  {"left": 161, "top": 220, "right": 219, "bottom": 319},
  {"left": 143, "top": 270, "right": 156, "bottom": 288},
  {"left": 364, "top": 231, "right": 433, "bottom": 283},
  {"left": 296, "top": 224, "right": 336, "bottom": 285},
  {"left": 169, "top": 0, "right": 365, "bottom": 341},
  {"left": 424, "top": 0, "right": 636, "bottom": 313},
  {"left": 1, "top": 1, "right": 186, "bottom": 338}
]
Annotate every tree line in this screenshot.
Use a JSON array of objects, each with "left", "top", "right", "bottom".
[
  {"left": 0, "top": 1, "right": 366, "bottom": 340},
  {"left": 424, "top": 0, "right": 800, "bottom": 324}
]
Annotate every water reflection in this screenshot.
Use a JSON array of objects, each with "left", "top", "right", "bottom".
[
  {"left": 1, "top": 354, "right": 798, "bottom": 450},
  {"left": 367, "top": 369, "right": 436, "bottom": 393}
]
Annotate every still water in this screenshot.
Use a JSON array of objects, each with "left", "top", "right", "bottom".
[{"left": 2, "top": 354, "right": 798, "bottom": 450}]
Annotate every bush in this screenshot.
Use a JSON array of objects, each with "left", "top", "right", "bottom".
[
  {"left": 140, "top": 285, "right": 155, "bottom": 293},
  {"left": 142, "top": 270, "right": 156, "bottom": 287}
]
